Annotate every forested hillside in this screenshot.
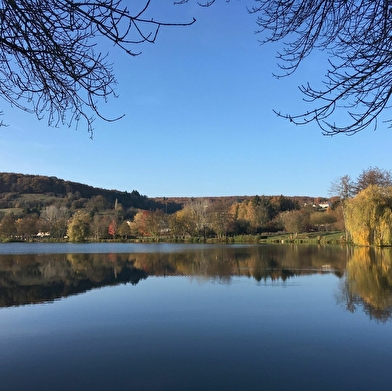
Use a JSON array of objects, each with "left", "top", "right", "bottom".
[
  {"left": 0, "top": 172, "right": 338, "bottom": 243},
  {"left": 0, "top": 172, "right": 175, "bottom": 212}
]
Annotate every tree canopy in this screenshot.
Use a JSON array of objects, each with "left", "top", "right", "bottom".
[
  {"left": 345, "top": 185, "right": 392, "bottom": 246},
  {"left": 330, "top": 167, "right": 392, "bottom": 200},
  {"left": 1, "top": 0, "right": 391, "bottom": 135}
]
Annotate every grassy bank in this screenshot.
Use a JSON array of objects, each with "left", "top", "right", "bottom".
[
  {"left": 123, "top": 231, "right": 346, "bottom": 245},
  {"left": 259, "top": 231, "right": 345, "bottom": 245},
  {"left": 1, "top": 231, "right": 346, "bottom": 245}
]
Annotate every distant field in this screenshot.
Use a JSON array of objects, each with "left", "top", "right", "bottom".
[
  {"left": 0, "top": 208, "right": 24, "bottom": 216},
  {"left": 0, "top": 193, "right": 61, "bottom": 215}
]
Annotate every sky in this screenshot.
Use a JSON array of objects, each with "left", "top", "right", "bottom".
[{"left": 0, "top": 0, "right": 391, "bottom": 198}]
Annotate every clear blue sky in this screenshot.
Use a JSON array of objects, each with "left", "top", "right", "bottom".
[{"left": 0, "top": 1, "right": 390, "bottom": 198}]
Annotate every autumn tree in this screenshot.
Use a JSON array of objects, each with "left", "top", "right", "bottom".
[
  {"left": 325, "top": 203, "right": 345, "bottom": 232},
  {"left": 131, "top": 210, "right": 150, "bottom": 237},
  {"left": 0, "top": 1, "right": 195, "bottom": 135},
  {"left": 270, "top": 195, "right": 299, "bottom": 214},
  {"left": 228, "top": 202, "right": 250, "bottom": 235},
  {"left": 209, "top": 200, "right": 233, "bottom": 240},
  {"left": 279, "top": 209, "right": 310, "bottom": 236},
  {"left": 355, "top": 167, "right": 392, "bottom": 194},
  {"left": 67, "top": 211, "right": 91, "bottom": 242},
  {"left": 169, "top": 208, "right": 196, "bottom": 237},
  {"left": 117, "top": 221, "right": 131, "bottom": 239},
  {"left": 234, "top": 196, "right": 278, "bottom": 233},
  {"left": 309, "top": 211, "right": 336, "bottom": 232},
  {"left": 108, "top": 219, "right": 118, "bottom": 239},
  {"left": 345, "top": 186, "right": 392, "bottom": 246},
  {"left": 0, "top": 213, "right": 16, "bottom": 239},
  {"left": 330, "top": 167, "right": 392, "bottom": 238},
  {"left": 15, "top": 214, "right": 38, "bottom": 241},
  {"left": 236, "top": 200, "right": 259, "bottom": 233},
  {"left": 146, "top": 210, "right": 167, "bottom": 238},
  {"left": 39, "top": 205, "right": 70, "bottom": 238}
]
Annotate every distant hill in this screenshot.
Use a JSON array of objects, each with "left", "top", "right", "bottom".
[
  {"left": 0, "top": 172, "right": 177, "bottom": 213},
  {"left": 0, "top": 173, "right": 325, "bottom": 216},
  {"left": 153, "top": 194, "right": 323, "bottom": 208}
]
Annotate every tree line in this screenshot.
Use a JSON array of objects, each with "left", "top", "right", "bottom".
[
  {"left": 5, "top": 167, "right": 392, "bottom": 246},
  {"left": 0, "top": 192, "right": 341, "bottom": 242},
  {"left": 7, "top": 169, "right": 392, "bottom": 246}
]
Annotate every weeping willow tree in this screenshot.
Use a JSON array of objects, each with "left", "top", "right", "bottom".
[
  {"left": 345, "top": 186, "right": 392, "bottom": 246},
  {"left": 67, "top": 211, "right": 91, "bottom": 242}
]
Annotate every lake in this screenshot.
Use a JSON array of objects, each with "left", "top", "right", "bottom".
[{"left": 0, "top": 243, "right": 391, "bottom": 390}]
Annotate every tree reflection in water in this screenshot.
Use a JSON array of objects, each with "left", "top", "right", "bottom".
[
  {"left": 1, "top": 244, "right": 392, "bottom": 322},
  {"left": 337, "top": 247, "right": 392, "bottom": 323},
  {"left": 0, "top": 253, "right": 147, "bottom": 307}
]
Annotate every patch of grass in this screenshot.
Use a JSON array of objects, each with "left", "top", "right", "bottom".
[
  {"left": 0, "top": 208, "right": 24, "bottom": 216},
  {"left": 16, "top": 193, "right": 61, "bottom": 204},
  {"left": 260, "top": 231, "right": 346, "bottom": 245}
]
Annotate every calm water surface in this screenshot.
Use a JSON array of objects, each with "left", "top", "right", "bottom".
[{"left": 0, "top": 243, "right": 391, "bottom": 390}]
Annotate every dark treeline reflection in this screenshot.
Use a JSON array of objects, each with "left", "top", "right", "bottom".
[
  {"left": 3, "top": 244, "right": 392, "bottom": 322},
  {"left": 0, "top": 245, "right": 347, "bottom": 308},
  {"left": 338, "top": 247, "right": 392, "bottom": 323},
  {"left": 0, "top": 245, "right": 392, "bottom": 322},
  {"left": 0, "top": 253, "right": 147, "bottom": 308}
]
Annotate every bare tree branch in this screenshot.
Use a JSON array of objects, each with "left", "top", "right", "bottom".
[
  {"left": 177, "top": 0, "right": 392, "bottom": 135},
  {"left": 3, "top": 0, "right": 392, "bottom": 136},
  {"left": 0, "top": 0, "right": 195, "bottom": 136}
]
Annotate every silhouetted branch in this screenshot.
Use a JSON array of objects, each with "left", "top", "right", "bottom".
[
  {"left": 177, "top": 0, "right": 392, "bottom": 135},
  {"left": 0, "top": 0, "right": 195, "bottom": 136}
]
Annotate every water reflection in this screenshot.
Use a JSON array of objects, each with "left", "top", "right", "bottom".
[
  {"left": 338, "top": 247, "right": 392, "bottom": 323},
  {"left": 2, "top": 244, "right": 392, "bottom": 321},
  {"left": 0, "top": 244, "right": 346, "bottom": 307},
  {"left": 0, "top": 253, "right": 147, "bottom": 307}
]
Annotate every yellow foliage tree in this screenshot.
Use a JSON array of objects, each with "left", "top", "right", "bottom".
[
  {"left": 170, "top": 207, "right": 196, "bottom": 237},
  {"left": 345, "top": 186, "right": 392, "bottom": 246},
  {"left": 236, "top": 199, "right": 266, "bottom": 233},
  {"left": 67, "top": 211, "right": 91, "bottom": 242}
]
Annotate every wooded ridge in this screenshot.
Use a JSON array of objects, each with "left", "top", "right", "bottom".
[
  {"left": 0, "top": 172, "right": 323, "bottom": 213},
  {"left": 0, "top": 172, "right": 336, "bottom": 243}
]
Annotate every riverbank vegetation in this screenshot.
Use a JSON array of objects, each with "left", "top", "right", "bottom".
[
  {"left": 1, "top": 168, "right": 392, "bottom": 247},
  {"left": 0, "top": 173, "right": 341, "bottom": 244}
]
